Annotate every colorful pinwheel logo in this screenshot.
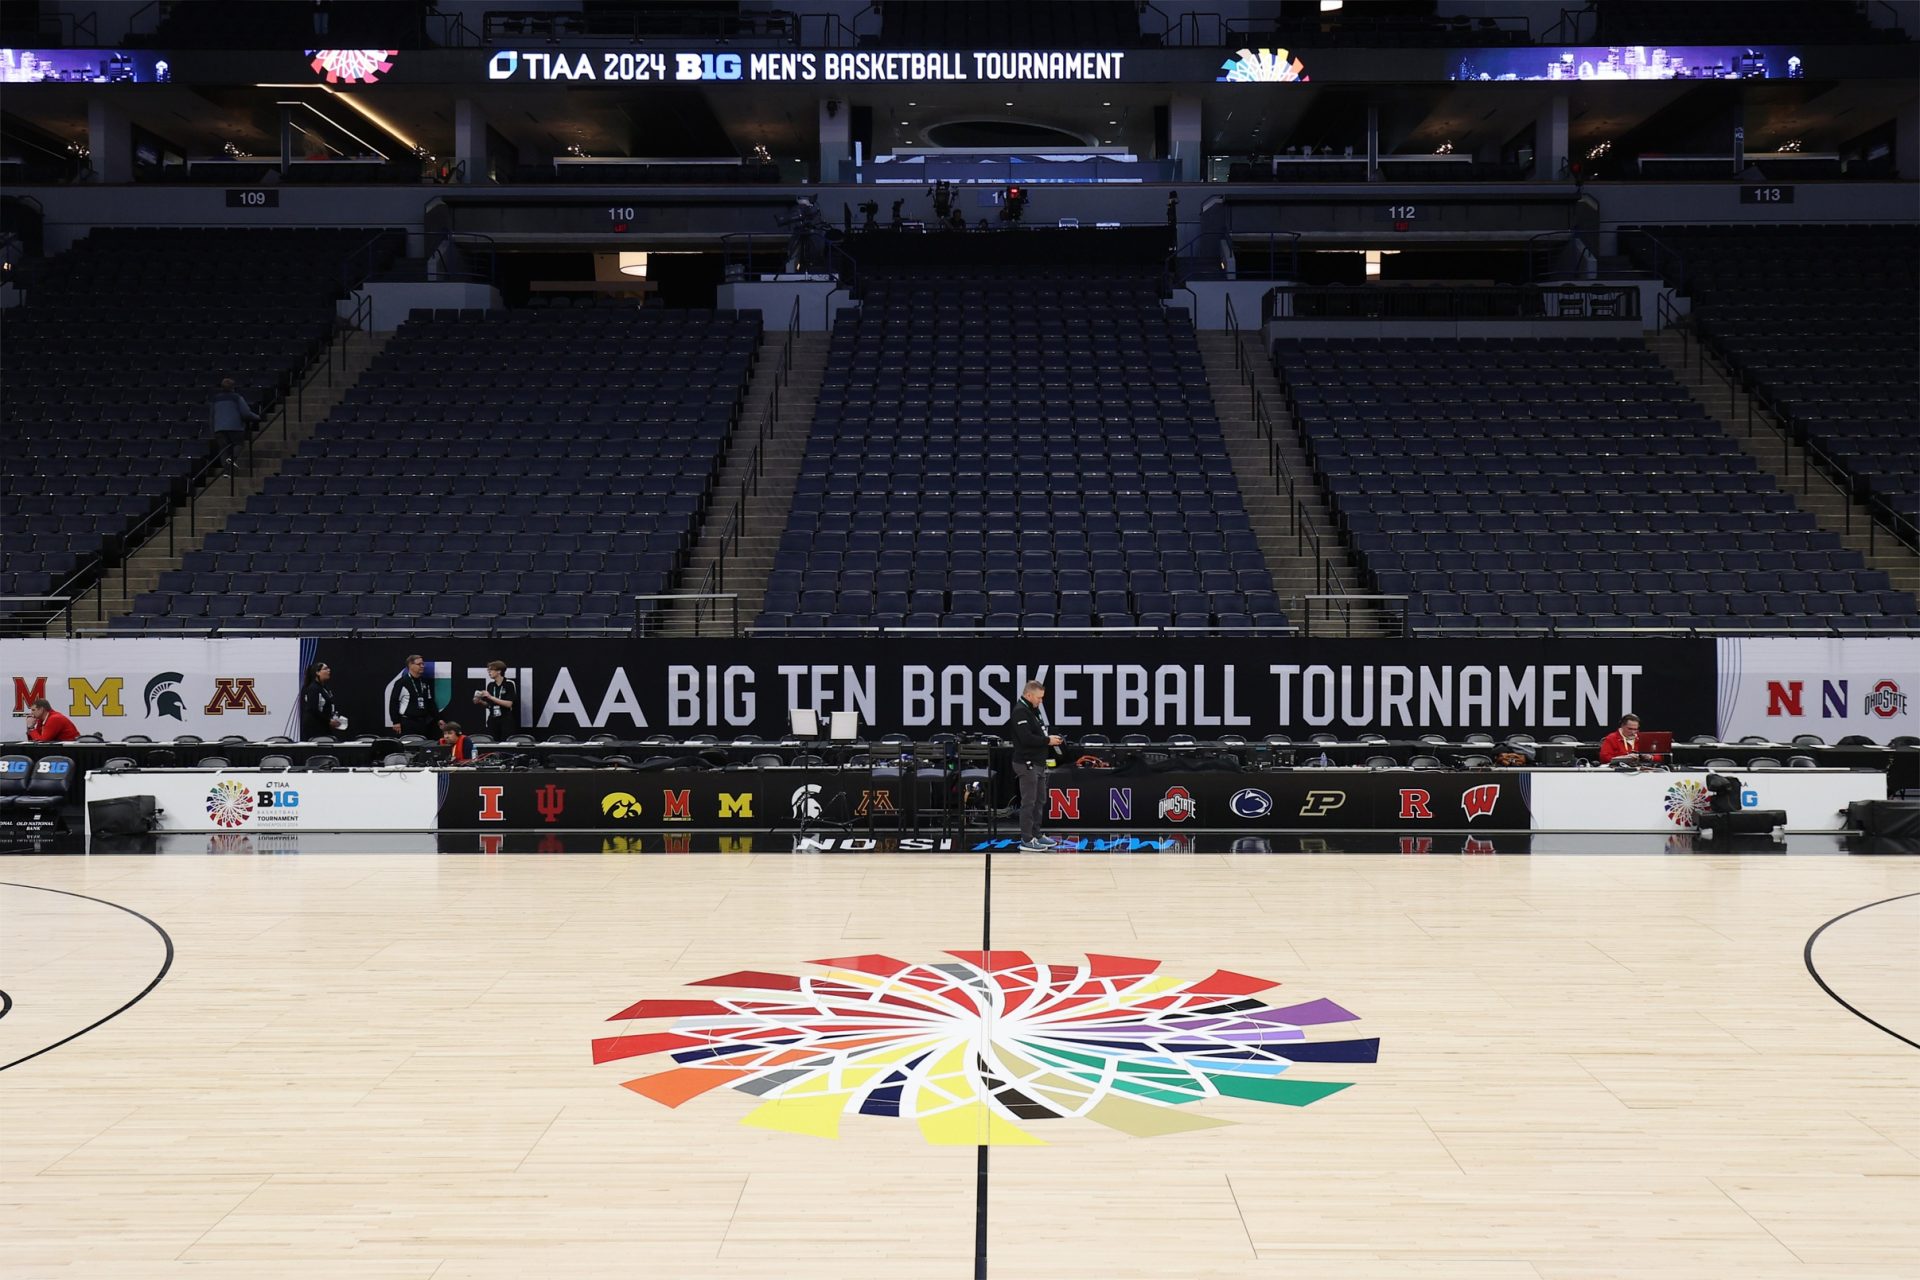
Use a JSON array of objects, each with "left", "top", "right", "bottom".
[
  {"left": 205, "top": 779, "right": 254, "bottom": 829},
  {"left": 309, "top": 49, "right": 398, "bottom": 86},
  {"left": 593, "top": 951, "right": 1376, "bottom": 1144},
  {"left": 1218, "top": 47, "right": 1309, "bottom": 83}
]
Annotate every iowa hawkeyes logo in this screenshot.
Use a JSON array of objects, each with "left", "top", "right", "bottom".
[{"left": 600, "top": 791, "right": 644, "bottom": 820}]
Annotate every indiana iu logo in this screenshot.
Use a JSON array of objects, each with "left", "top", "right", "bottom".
[
  {"left": 537, "top": 784, "right": 567, "bottom": 824},
  {"left": 593, "top": 951, "right": 1377, "bottom": 1145}
]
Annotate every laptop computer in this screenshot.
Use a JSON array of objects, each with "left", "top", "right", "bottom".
[{"left": 1639, "top": 731, "right": 1674, "bottom": 758}]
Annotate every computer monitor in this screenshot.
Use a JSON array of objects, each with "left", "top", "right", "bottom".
[
  {"left": 789, "top": 708, "right": 819, "bottom": 738},
  {"left": 828, "top": 711, "right": 860, "bottom": 742},
  {"left": 1533, "top": 744, "right": 1578, "bottom": 767}
]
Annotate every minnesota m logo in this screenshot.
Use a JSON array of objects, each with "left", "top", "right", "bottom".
[{"left": 205, "top": 677, "right": 268, "bottom": 715}]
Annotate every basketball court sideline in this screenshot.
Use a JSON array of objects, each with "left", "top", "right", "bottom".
[{"left": 2, "top": 849, "right": 1916, "bottom": 1279}]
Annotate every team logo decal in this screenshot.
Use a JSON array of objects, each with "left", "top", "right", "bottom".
[
  {"left": 1663, "top": 779, "right": 1712, "bottom": 829},
  {"left": 205, "top": 779, "right": 254, "bottom": 829},
  {"left": 1298, "top": 790, "right": 1346, "bottom": 818},
  {"left": 1229, "top": 788, "right": 1273, "bottom": 819},
  {"left": 601, "top": 792, "right": 643, "bottom": 820},
  {"left": 1865, "top": 680, "right": 1907, "bottom": 719},
  {"left": 791, "top": 784, "right": 823, "bottom": 819},
  {"left": 143, "top": 672, "right": 185, "bottom": 720},
  {"left": 593, "top": 951, "right": 1377, "bottom": 1144},
  {"left": 1158, "top": 786, "right": 1197, "bottom": 822},
  {"left": 309, "top": 49, "right": 398, "bottom": 86},
  {"left": 1460, "top": 784, "right": 1501, "bottom": 822}
]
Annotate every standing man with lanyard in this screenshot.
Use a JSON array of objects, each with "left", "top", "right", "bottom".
[
  {"left": 472, "top": 659, "right": 517, "bottom": 738},
  {"left": 1010, "top": 679, "right": 1063, "bottom": 851},
  {"left": 388, "top": 654, "right": 443, "bottom": 738}
]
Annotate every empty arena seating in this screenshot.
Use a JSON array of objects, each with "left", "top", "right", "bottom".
[
  {"left": 114, "top": 308, "right": 759, "bottom": 633},
  {"left": 760, "top": 272, "right": 1285, "bottom": 632},
  {"left": 1634, "top": 225, "right": 1920, "bottom": 539},
  {"left": 1, "top": 227, "right": 400, "bottom": 617},
  {"left": 1281, "top": 337, "right": 1917, "bottom": 632}
]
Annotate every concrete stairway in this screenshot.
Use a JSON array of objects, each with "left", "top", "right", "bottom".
[
  {"left": 1648, "top": 330, "right": 1920, "bottom": 598},
  {"left": 1196, "top": 330, "right": 1391, "bottom": 636},
  {"left": 659, "top": 330, "right": 828, "bottom": 636},
  {"left": 64, "top": 330, "right": 391, "bottom": 633}
]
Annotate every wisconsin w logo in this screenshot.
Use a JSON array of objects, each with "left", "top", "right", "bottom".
[{"left": 1460, "top": 784, "right": 1501, "bottom": 822}]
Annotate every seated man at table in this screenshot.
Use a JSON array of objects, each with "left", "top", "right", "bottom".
[
  {"left": 23, "top": 697, "right": 80, "bottom": 743},
  {"left": 1598, "top": 713, "right": 1660, "bottom": 765},
  {"left": 436, "top": 720, "right": 473, "bottom": 764}
]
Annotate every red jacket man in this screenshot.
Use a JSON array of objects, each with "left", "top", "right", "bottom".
[
  {"left": 1598, "top": 713, "right": 1654, "bottom": 764},
  {"left": 24, "top": 698, "right": 79, "bottom": 743}
]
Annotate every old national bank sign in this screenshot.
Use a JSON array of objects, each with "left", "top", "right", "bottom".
[{"left": 486, "top": 48, "right": 1129, "bottom": 82}]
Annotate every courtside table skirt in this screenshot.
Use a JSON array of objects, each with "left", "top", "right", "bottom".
[{"left": 82, "top": 766, "right": 1888, "bottom": 835}]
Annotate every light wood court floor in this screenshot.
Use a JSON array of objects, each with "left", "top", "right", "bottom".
[{"left": 2, "top": 852, "right": 1917, "bottom": 1279}]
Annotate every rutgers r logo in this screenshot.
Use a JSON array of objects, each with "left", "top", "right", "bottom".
[
  {"left": 1461, "top": 784, "right": 1501, "bottom": 821},
  {"left": 204, "top": 677, "right": 268, "bottom": 715},
  {"left": 1298, "top": 790, "right": 1346, "bottom": 818},
  {"left": 1398, "top": 789, "right": 1433, "bottom": 820},
  {"left": 477, "top": 786, "right": 505, "bottom": 822}
]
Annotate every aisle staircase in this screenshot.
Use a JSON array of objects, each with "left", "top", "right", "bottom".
[
  {"left": 659, "top": 330, "right": 829, "bottom": 636},
  {"left": 64, "top": 329, "right": 390, "bottom": 633},
  {"left": 1195, "top": 328, "right": 1391, "bottom": 636},
  {"left": 1648, "top": 329, "right": 1920, "bottom": 599}
]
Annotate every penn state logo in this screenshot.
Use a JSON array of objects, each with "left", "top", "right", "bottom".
[{"left": 1230, "top": 788, "right": 1274, "bottom": 819}]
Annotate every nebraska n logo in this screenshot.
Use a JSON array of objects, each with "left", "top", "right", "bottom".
[
  {"left": 205, "top": 677, "right": 268, "bottom": 715},
  {"left": 1460, "top": 784, "right": 1501, "bottom": 822}
]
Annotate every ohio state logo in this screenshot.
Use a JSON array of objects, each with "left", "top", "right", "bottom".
[
  {"left": 1864, "top": 680, "right": 1907, "bottom": 719},
  {"left": 1157, "top": 786, "right": 1197, "bottom": 822}
]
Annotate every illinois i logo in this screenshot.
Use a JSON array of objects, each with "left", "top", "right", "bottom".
[
  {"left": 593, "top": 951, "right": 1376, "bottom": 1144},
  {"left": 206, "top": 779, "right": 254, "bottom": 828}
]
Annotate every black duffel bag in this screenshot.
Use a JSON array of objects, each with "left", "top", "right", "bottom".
[{"left": 88, "top": 794, "right": 159, "bottom": 836}]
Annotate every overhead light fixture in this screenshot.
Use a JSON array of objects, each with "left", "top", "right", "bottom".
[
  {"left": 1321, "top": 0, "right": 1344, "bottom": 10},
  {"left": 617, "top": 252, "right": 648, "bottom": 277}
]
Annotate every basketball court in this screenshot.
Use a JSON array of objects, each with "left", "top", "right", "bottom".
[{"left": 4, "top": 847, "right": 1915, "bottom": 1279}]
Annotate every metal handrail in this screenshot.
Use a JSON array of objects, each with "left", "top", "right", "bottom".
[
  {"left": 633, "top": 593, "right": 740, "bottom": 638},
  {"left": 0, "top": 596, "right": 75, "bottom": 638}
]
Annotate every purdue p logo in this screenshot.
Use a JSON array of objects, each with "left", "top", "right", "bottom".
[{"left": 205, "top": 677, "right": 268, "bottom": 716}]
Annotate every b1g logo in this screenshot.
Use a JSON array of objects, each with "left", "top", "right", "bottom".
[
  {"left": 257, "top": 788, "right": 299, "bottom": 809},
  {"left": 676, "top": 52, "right": 743, "bottom": 80}
]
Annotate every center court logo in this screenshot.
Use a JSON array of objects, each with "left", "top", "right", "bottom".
[
  {"left": 593, "top": 951, "right": 1376, "bottom": 1144},
  {"left": 206, "top": 779, "right": 254, "bottom": 828},
  {"left": 1229, "top": 788, "right": 1273, "bottom": 819}
]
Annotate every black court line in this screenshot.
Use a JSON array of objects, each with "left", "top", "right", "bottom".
[
  {"left": 974, "top": 847, "right": 993, "bottom": 1280},
  {"left": 0, "top": 989, "right": 12, "bottom": 1021},
  {"left": 1803, "top": 891, "right": 1920, "bottom": 1052},
  {"left": 0, "top": 882, "right": 175, "bottom": 1072}
]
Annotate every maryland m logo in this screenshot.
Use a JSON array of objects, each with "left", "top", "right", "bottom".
[{"left": 204, "top": 677, "right": 268, "bottom": 715}]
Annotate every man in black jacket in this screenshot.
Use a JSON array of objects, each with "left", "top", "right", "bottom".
[
  {"left": 388, "top": 654, "right": 443, "bottom": 738},
  {"left": 1010, "top": 679, "right": 1062, "bottom": 850}
]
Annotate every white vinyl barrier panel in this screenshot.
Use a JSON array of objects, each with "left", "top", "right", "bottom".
[
  {"left": 1717, "top": 637, "right": 1920, "bottom": 743},
  {"left": 1528, "top": 768, "right": 1886, "bottom": 833},
  {"left": 1, "top": 638, "right": 303, "bottom": 740},
  {"left": 85, "top": 769, "right": 440, "bottom": 834}
]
